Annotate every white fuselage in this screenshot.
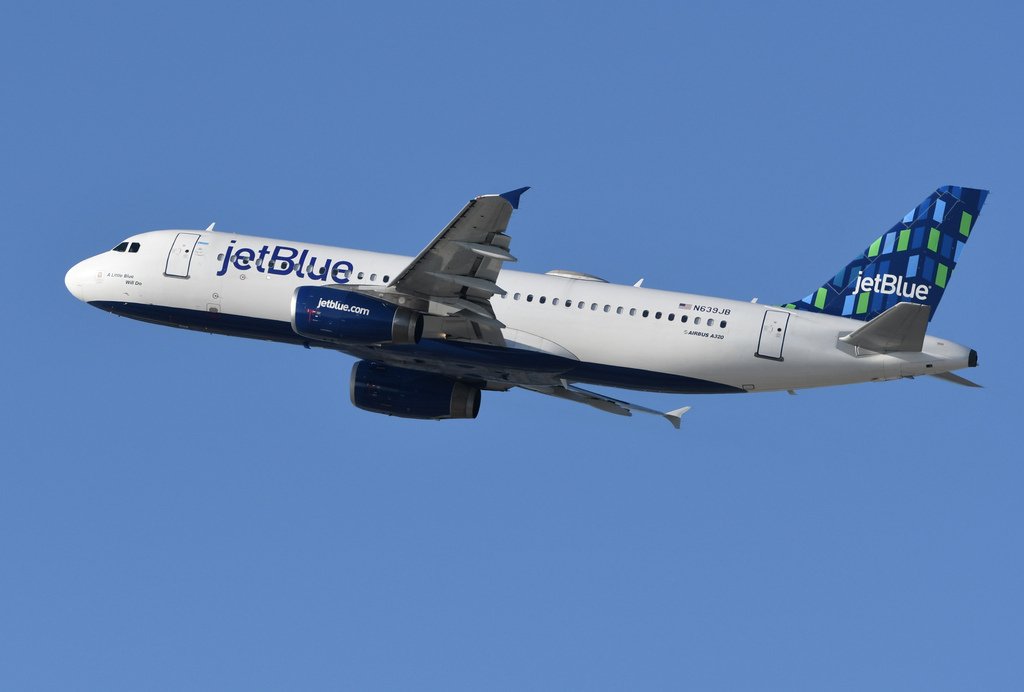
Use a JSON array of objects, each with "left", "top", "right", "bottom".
[{"left": 65, "top": 229, "right": 974, "bottom": 394}]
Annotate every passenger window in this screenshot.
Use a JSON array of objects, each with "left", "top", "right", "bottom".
[
  {"left": 616, "top": 307, "right": 623, "bottom": 315},
  {"left": 578, "top": 302, "right": 585, "bottom": 309},
  {"left": 539, "top": 296, "right": 546, "bottom": 304},
  {"left": 642, "top": 309, "right": 649, "bottom": 318},
  {"left": 707, "top": 319, "right": 715, "bottom": 327},
  {"left": 552, "top": 298, "right": 560, "bottom": 306},
  {"left": 720, "top": 320, "right": 727, "bottom": 328},
  {"left": 694, "top": 317, "right": 701, "bottom": 325},
  {"left": 514, "top": 292, "right": 521, "bottom": 300},
  {"left": 112, "top": 242, "right": 128, "bottom": 252},
  {"left": 357, "top": 272, "right": 365, "bottom": 280},
  {"left": 527, "top": 294, "right": 534, "bottom": 302},
  {"left": 655, "top": 311, "right": 662, "bottom": 319},
  {"left": 217, "top": 253, "right": 225, "bottom": 261},
  {"left": 681, "top": 315, "right": 688, "bottom": 323},
  {"left": 629, "top": 308, "right": 637, "bottom": 316},
  {"left": 668, "top": 314, "right": 675, "bottom": 321},
  {"left": 128, "top": 242, "right": 140, "bottom": 253},
  {"left": 383, "top": 275, "right": 390, "bottom": 282},
  {"left": 591, "top": 303, "right": 598, "bottom": 311},
  {"left": 603, "top": 305, "right": 611, "bottom": 312},
  {"left": 370, "top": 273, "right": 377, "bottom": 281},
  {"left": 565, "top": 300, "right": 572, "bottom": 308}
]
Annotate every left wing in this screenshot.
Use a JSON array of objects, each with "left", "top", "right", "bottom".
[
  {"left": 930, "top": 371, "right": 982, "bottom": 387},
  {"left": 387, "top": 187, "right": 529, "bottom": 344},
  {"left": 520, "top": 380, "right": 692, "bottom": 429}
]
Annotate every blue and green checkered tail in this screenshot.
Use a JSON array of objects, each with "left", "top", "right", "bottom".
[{"left": 785, "top": 185, "right": 988, "bottom": 322}]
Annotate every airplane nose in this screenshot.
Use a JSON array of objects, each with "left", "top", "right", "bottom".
[{"left": 65, "top": 261, "right": 86, "bottom": 301}]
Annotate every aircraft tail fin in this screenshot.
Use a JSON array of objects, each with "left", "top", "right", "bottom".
[{"left": 786, "top": 186, "right": 988, "bottom": 321}]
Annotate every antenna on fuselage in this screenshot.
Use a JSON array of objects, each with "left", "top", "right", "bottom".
[
  {"left": 633, "top": 278, "right": 644, "bottom": 287},
  {"left": 205, "top": 222, "right": 216, "bottom": 232}
]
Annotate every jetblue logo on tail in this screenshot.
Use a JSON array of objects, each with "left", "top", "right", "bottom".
[
  {"left": 787, "top": 186, "right": 987, "bottom": 321},
  {"left": 852, "top": 271, "right": 930, "bottom": 301}
]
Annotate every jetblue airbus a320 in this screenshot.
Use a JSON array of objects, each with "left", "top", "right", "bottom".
[{"left": 65, "top": 186, "right": 985, "bottom": 427}]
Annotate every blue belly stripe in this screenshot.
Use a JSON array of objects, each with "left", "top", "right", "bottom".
[{"left": 90, "top": 301, "right": 744, "bottom": 395}]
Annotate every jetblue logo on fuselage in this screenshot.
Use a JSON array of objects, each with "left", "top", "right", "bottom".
[
  {"left": 216, "top": 240, "right": 353, "bottom": 283},
  {"left": 852, "top": 271, "right": 930, "bottom": 301}
]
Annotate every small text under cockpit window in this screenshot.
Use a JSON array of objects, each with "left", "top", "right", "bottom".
[{"left": 113, "top": 242, "right": 129, "bottom": 252}]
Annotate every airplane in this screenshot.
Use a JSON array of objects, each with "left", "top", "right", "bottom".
[{"left": 65, "top": 185, "right": 986, "bottom": 428}]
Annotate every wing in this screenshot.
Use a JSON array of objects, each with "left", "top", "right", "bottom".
[
  {"left": 520, "top": 380, "right": 692, "bottom": 429},
  {"left": 386, "top": 187, "right": 529, "bottom": 345},
  {"left": 930, "top": 372, "right": 982, "bottom": 387}
]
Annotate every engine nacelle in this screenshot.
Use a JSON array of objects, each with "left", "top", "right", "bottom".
[
  {"left": 291, "top": 286, "right": 423, "bottom": 345},
  {"left": 350, "top": 361, "right": 481, "bottom": 420}
]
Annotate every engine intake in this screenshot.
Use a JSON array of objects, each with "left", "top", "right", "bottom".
[
  {"left": 350, "top": 361, "right": 481, "bottom": 420},
  {"left": 292, "top": 286, "right": 422, "bottom": 345}
]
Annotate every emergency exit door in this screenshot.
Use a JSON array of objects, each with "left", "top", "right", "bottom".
[
  {"left": 165, "top": 232, "right": 201, "bottom": 278},
  {"left": 756, "top": 310, "right": 790, "bottom": 360}
]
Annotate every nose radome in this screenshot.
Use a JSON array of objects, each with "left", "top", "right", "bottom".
[{"left": 65, "top": 261, "right": 86, "bottom": 301}]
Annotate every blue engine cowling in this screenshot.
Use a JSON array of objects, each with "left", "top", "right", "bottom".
[
  {"left": 350, "top": 361, "right": 481, "bottom": 420},
  {"left": 291, "top": 286, "right": 423, "bottom": 345}
]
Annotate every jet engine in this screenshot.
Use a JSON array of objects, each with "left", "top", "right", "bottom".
[
  {"left": 291, "top": 286, "right": 422, "bottom": 345},
  {"left": 350, "top": 360, "right": 481, "bottom": 420}
]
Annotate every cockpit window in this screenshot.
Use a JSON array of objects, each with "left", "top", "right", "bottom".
[
  {"left": 112, "top": 242, "right": 129, "bottom": 252},
  {"left": 128, "top": 242, "right": 140, "bottom": 253}
]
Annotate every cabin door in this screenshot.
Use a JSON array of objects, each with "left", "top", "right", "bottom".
[
  {"left": 165, "top": 232, "right": 201, "bottom": 278},
  {"left": 756, "top": 310, "right": 790, "bottom": 360}
]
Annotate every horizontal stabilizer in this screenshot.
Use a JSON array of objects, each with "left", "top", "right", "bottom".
[
  {"left": 839, "top": 302, "right": 929, "bottom": 352},
  {"left": 931, "top": 371, "right": 982, "bottom": 387}
]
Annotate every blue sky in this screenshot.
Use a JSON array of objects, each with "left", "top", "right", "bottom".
[{"left": 2, "top": 1, "right": 1021, "bottom": 689}]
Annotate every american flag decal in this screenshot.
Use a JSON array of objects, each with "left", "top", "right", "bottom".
[{"left": 678, "top": 302, "right": 691, "bottom": 310}]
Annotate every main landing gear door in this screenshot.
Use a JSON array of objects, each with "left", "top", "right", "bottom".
[
  {"left": 165, "top": 232, "right": 201, "bottom": 278},
  {"left": 756, "top": 310, "right": 790, "bottom": 360}
]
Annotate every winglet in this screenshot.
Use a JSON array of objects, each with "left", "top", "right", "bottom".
[
  {"left": 499, "top": 186, "right": 530, "bottom": 210},
  {"left": 664, "top": 406, "right": 692, "bottom": 430}
]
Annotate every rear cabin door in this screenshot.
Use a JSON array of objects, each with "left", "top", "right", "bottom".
[
  {"left": 756, "top": 310, "right": 790, "bottom": 360},
  {"left": 165, "top": 232, "right": 201, "bottom": 278}
]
